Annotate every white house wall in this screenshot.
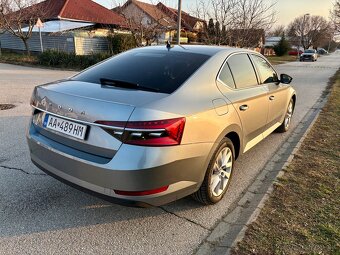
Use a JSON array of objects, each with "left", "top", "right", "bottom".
[{"left": 123, "top": 4, "right": 153, "bottom": 26}]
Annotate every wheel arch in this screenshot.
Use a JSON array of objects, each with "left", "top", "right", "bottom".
[
  {"left": 225, "top": 131, "right": 241, "bottom": 160},
  {"left": 197, "top": 124, "right": 243, "bottom": 187},
  {"left": 291, "top": 93, "right": 297, "bottom": 111}
]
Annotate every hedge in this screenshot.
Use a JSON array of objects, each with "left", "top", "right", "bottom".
[{"left": 37, "top": 51, "right": 111, "bottom": 70}]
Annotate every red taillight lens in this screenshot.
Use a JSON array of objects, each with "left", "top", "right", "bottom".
[
  {"left": 95, "top": 117, "right": 185, "bottom": 146},
  {"left": 114, "top": 186, "right": 169, "bottom": 196}
]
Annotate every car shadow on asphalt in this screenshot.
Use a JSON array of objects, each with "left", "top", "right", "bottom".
[{"left": 0, "top": 167, "right": 207, "bottom": 238}]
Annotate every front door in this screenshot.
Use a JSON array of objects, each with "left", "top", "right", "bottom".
[{"left": 250, "top": 54, "right": 287, "bottom": 131}]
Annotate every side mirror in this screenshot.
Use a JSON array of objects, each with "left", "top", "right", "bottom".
[{"left": 280, "top": 74, "right": 293, "bottom": 84}]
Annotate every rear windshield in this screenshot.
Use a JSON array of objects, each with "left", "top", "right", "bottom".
[
  {"left": 304, "top": 49, "right": 315, "bottom": 53},
  {"left": 72, "top": 49, "right": 211, "bottom": 94}
]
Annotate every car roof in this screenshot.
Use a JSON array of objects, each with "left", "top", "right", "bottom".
[{"left": 131, "top": 45, "right": 252, "bottom": 56}]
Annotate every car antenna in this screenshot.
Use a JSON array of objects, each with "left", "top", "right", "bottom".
[{"left": 166, "top": 40, "right": 171, "bottom": 50}]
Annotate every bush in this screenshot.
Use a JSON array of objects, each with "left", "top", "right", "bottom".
[
  {"left": 38, "top": 50, "right": 110, "bottom": 69},
  {"left": 273, "top": 33, "right": 290, "bottom": 56},
  {"left": 108, "top": 34, "right": 137, "bottom": 54}
]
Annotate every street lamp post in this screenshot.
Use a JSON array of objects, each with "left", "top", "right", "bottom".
[{"left": 298, "top": 13, "right": 310, "bottom": 60}]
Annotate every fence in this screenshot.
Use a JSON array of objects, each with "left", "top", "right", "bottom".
[{"left": 0, "top": 32, "right": 110, "bottom": 55}]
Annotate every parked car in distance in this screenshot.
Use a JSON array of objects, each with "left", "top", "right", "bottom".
[
  {"left": 300, "top": 49, "right": 318, "bottom": 61},
  {"left": 27, "top": 45, "right": 296, "bottom": 207},
  {"left": 317, "top": 48, "right": 328, "bottom": 55},
  {"left": 288, "top": 49, "right": 303, "bottom": 56}
]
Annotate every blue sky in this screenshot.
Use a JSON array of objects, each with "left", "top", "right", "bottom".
[{"left": 94, "top": 0, "right": 333, "bottom": 27}]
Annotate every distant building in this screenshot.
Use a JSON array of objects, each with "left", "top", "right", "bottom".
[
  {"left": 0, "top": 0, "right": 128, "bottom": 55},
  {"left": 264, "top": 36, "right": 282, "bottom": 48},
  {"left": 115, "top": 0, "right": 206, "bottom": 44}
]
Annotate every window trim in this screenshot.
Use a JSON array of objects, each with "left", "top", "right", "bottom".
[
  {"left": 217, "top": 61, "right": 236, "bottom": 89},
  {"left": 216, "top": 52, "right": 262, "bottom": 91},
  {"left": 249, "top": 54, "right": 279, "bottom": 85}
]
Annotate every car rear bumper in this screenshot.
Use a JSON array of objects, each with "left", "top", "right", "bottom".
[{"left": 27, "top": 122, "right": 213, "bottom": 206}]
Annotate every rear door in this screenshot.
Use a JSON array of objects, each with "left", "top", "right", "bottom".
[{"left": 218, "top": 53, "right": 269, "bottom": 152}]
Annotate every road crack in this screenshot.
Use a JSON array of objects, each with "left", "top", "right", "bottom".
[
  {"left": 159, "top": 206, "right": 211, "bottom": 231},
  {"left": 0, "top": 165, "right": 46, "bottom": 176}
]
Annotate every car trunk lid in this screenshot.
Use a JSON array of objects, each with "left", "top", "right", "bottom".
[{"left": 31, "top": 80, "right": 168, "bottom": 160}]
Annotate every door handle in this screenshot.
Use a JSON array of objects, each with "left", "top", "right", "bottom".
[
  {"left": 269, "top": 95, "right": 275, "bottom": 101},
  {"left": 239, "top": 105, "right": 249, "bottom": 111}
]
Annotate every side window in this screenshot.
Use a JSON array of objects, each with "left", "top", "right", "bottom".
[
  {"left": 218, "top": 62, "right": 235, "bottom": 88},
  {"left": 251, "top": 55, "right": 278, "bottom": 84},
  {"left": 227, "top": 54, "right": 258, "bottom": 89}
]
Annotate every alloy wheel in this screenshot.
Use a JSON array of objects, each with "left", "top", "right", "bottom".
[
  {"left": 210, "top": 147, "right": 233, "bottom": 197},
  {"left": 284, "top": 101, "right": 293, "bottom": 129}
]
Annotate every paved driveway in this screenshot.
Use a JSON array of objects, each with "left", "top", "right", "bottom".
[{"left": 1, "top": 53, "right": 339, "bottom": 254}]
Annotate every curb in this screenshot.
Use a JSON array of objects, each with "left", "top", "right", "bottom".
[{"left": 194, "top": 90, "right": 331, "bottom": 255}]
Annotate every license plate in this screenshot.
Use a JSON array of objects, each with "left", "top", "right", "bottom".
[{"left": 43, "top": 114, "right": 87, "bottom": 140}]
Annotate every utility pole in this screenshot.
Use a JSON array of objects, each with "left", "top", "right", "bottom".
[
  {"left": 36, "top": 18, "right": 44, "bottom": 52},
  {"left": 177, "top": 0, "right": 182, "bottom": 45}
]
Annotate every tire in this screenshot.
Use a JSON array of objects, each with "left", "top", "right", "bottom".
[
  {"left": 276, "top": 98, "right": 294, "bottom": 133},
  {"left": 192, "top": 138, "right": 235, "bottom": 205}
]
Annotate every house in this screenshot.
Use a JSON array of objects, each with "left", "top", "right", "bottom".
[
  {"left": 116, "top": 0, "right": 206, "bottom": 44},
  {"left": 0, "top": 0, "right": 128, "bottom": 55},
  {"left": 155, "top": 2, "right": 206, "bottom": 33}
]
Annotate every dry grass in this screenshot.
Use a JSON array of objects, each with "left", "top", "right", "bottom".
[
  {"left": 232, "top": 70, "right": 340, "bottom": 255},
  {"left": 267, "top": 55, "right": 298, "bottom": 65},
  {"left": 0, "top": 52, "right": 38, "bottom": 65}
]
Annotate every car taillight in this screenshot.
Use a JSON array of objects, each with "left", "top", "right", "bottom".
[{"left": 95, "top": 117, "right": 185, "bottom": 146}]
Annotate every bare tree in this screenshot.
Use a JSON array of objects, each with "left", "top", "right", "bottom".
[
  {"left": 229, "top": 0, "right": 276, "bottom": 47},
  {"left": 287, "top": 15, "right": 331, "bottom": 49},
  {"left": 191, "top": 0, "right": 276, "bottom": 47},
  {"left": 210, "top": 0, "right": 235, "bottom": 44},
  {"left": 268, "top": 24, "right": 285, "bottom": 37},
  {"left": 331, "top": 0, "right": 340, "bottom": 32},
  {"left": 0, "top": 0, "right": 45, "bottom": 55},
  {"left": 191, "top": 0, "right": 210, "bottom": 23}
]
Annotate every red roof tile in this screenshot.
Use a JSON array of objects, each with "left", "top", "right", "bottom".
[
  {"left": 24, "top": 0, "right": 127, "bottom": 26},
  {"left": 157, "top": 3, "right": 205, "bottom": 31}
]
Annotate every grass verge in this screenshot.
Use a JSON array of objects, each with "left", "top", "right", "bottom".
[
  {"left": 267, "top": 55, "right": 298, "bottom": 65},
  {"left": 0, "top": 52, "right": 38, "bottom": 66},
  {"left": 232, "top": 69, "right": 340, "bottom": 255}
]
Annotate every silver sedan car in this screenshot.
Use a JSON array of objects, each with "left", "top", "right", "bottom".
[{"left": 27, "top": 45, "right": 296, "bottom": 207}]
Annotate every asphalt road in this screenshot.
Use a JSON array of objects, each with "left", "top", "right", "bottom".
[{"left": 1, "top": 53, "right": 339, "bottom": 255}]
